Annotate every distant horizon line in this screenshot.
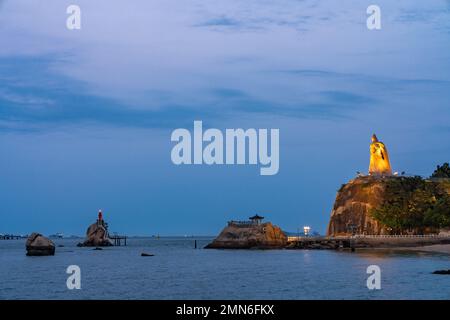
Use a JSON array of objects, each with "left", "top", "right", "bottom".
[{"left": 0, "top": 230, "right": 317, "bottom": 238}]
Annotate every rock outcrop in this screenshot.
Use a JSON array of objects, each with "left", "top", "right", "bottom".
[
  {"left": 79, "top": 221, "right": 113, "bottom": 247},
  {"left": 327, "top": 176, "right": 450, "bottom": 236},
  {"left": 205, "top": 222, "right": 287, "bottom": 249},
  {"left": 26, "top": 233, "right": 55, "bottom": 256},
  {"left": 327, "top": 176, "right": 387, "bottom": 236},
  {"left": 433, "top": 269, "right": 450, "bottom": 275}
]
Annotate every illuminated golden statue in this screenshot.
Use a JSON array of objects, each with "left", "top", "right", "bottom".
[{"left": 369, "top": 134, "right": 392, "bottom": 176}]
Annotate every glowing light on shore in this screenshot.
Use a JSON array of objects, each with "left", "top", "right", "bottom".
[{"left": 303, "top": 226, "right": 311, "bottom": 236}]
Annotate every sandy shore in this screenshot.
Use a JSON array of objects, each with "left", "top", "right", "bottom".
[{"left": 395, "top": 244, "right": 450, "bottom": 254}]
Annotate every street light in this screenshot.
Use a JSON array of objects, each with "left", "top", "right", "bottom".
[{"left": 303, "top": 226, "right": 311, "bottom": 237}]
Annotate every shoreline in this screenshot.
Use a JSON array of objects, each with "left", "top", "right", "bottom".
[{"left": 392, "top": 244, "right": 450, "bottom": 255}]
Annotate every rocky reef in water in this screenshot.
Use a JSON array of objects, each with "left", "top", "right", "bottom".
[
  {"left": 205, "top": 221, "right": 287, "bottom": 249},
  {"left": 78, "top": 220, "right": 113, "bottom": 247},
  {"left": 26, "top": 233, "right": 55, "bottom": 256}
]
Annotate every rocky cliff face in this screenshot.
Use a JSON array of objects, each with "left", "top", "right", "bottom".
[
  {"left": 327, "top": 176, "right": 389, "bottom": 236},
  {"left": 205, "top": 222, "right": 287, "bottom": 249},
  {"left": 327, "top": 176, "right": 450, "bottom": 236}
]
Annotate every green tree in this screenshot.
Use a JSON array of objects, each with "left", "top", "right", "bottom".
[
  {"left": 370, "top": 176, "right": 424, "bottom": 234},
  {"left": 423, "top": 193, "right": 450, "bottom": 228},
  {"left": 431, "top": 162, "right": 450, "bottom": 178},
  {"left": 370, "top": 176, "right": 450, "bottom": 234}
]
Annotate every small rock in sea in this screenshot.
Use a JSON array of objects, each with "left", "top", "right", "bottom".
[
  {"left": 141, "top": 252, "right": 154, "bottom": 257},
  {"left": 58, "top": 245, "right": 64, "bottom": 247},
  {"left": 93, "top": 247, "right": 103, "bottom": 250},
  {"left": 25, "top": 233, "right": 55, "bottom": 256},
  {"left": 79, "top": 212, "right": 114, "bottom": 247},
  {"left": 432, "top": 269, "right": 450, "bottom": 275}
]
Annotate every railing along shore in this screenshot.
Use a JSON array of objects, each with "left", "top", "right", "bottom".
[
  {"left": 352, "top": 234, "right": 449, "bottom": 238},
  {"left": 287, "top": 234, "right": 450, "bottom": 241}
]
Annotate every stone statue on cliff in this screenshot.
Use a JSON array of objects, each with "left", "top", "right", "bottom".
[
  {"left": 327, "top": 134, "right": 394, "bottom": 236},
  {"left": 369, "top": 134, "right": 392, "bottom": 176}
]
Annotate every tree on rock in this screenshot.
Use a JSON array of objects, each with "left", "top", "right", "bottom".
[
  {"left": 431, "top": 163, "right": 450, "bottom": 178},
  {"left": 370, "top": 176, "right": 450, "bottom": 234}
]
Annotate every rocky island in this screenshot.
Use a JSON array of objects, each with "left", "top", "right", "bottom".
[
  {"left": 78, "top": 210, "right": 113, "bottom": 247},
  {"left": 205, "top": 215, "right": 287, "bottom": 249},
  {"left": 327, "top": 175, "right": 450, "bottom": 237},
  {"left": 328, "top": 135, "right": 450, "bottom": 237},
  {"left": 26, "top": 233, "right": 55, "bottom": 256}
]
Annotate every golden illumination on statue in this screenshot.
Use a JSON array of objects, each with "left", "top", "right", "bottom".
[{"left": 369, "top": 134, "right": 392, "bottom": 176}]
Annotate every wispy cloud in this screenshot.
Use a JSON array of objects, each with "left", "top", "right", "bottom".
[
  {"left": 1, "top": 0, "right": 450, "bottom": 132},
  {"left": 195, "top": 15, "right": 241, "bottom": 28},
  {"left": 228, "top": 89, "right": 376, "bottom": 120},
  {"left": 0, "top": 90, "right": 54, "bottom": 106}
]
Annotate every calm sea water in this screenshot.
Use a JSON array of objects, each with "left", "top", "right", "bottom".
[{"left": 0, "top": 237, "right": 449, "bottom": 300}]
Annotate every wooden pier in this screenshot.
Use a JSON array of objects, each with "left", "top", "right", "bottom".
[{"left": 110, "top": 235, "right": 127, "bottom": 246}]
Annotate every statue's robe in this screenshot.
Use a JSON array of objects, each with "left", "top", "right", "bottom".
[{"left": 369, "top": 139, "right": 392, "bottom": 176}]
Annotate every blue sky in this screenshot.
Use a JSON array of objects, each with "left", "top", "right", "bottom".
[{"left": 1, "top": 0, "right": 450, "bottom": 236}]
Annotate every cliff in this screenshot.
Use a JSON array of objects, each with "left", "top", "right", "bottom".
[
  {"left": 327, "top": 176, "right": 450, "bottom": 236},
  {"left": 327, "top": 176, "right": 387, "bottom": 236},
  {"left": 205, "top": 222, "right": 287, "bottom": 249}
]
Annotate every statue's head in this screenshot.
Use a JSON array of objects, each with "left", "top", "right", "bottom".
[{"left": 371, "top": 134, "right": 378, "bottom": 143}]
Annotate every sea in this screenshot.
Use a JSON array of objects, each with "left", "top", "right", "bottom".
[{"left": 0, "top": 237, "right": 449, "bottom": 300}]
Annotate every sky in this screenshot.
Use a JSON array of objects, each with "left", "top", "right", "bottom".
[{"left": 0, "top": 0, "right": 450, "bottom": 236}]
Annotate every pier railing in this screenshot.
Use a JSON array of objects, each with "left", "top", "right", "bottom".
[
  {"left": 352, "top": 234, "right": 450, "bottom": 239},
  {"left": 228, "top": 221, "right": 255, "bottom": 226},
  {"left": 287, "top": 234, "right": 450, "bottom": 242},
  {"left": 109, "top": 235, "right": 127, "bottom": 246}
]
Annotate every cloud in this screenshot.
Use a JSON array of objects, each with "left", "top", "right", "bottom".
[
  {"left": 0, "top": 90, "right": 54, "bottom": 106},
  {"left": 0, "top": 56, "right": 225, "bottom": 131},
  {"left": 228, "top": 89, "right": 376, "bottom": 120},
  {"left": 192, "top": 10, "right": 314, "bottom": 33},
  {"left": 0, "top": 53, "right": 383, "bottom": 132},
  {"left": 280, "top": 68, "right": 450, "bottom": 89},
  {"left": 195, "top": 16, "right": 241, "bottom": 28},
  {"left": 1, "top": 1, "right": 450, "bottom": 132}
]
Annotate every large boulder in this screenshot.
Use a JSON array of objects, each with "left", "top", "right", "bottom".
[
  {"left": 79, "top": 222, "right": 113, "bottom": 247},
  {"left": 26, "top": 233, "right": 55, "bottom": 256},
  {"left": 205, "top": 222, "right": 287, "bottom": 249}
]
